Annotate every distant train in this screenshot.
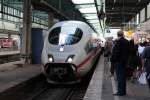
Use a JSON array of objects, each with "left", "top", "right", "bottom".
[
  {"left": 41, "top": 21, "right": 100, "bottom": 84},
  {"left": 0, "top": 38, "right": 13, "bottom": 48}
]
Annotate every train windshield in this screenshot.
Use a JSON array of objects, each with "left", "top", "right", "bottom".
[{"left": 48, "top": 27, "right": 83, "bottom": 45}]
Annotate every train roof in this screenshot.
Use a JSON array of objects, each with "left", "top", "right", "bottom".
[
  {"left": 53, "top": 21, "right": 88, "bottom": 26},
  {"left": 51, "top": 21, "right": 94, "bottom": 34}
]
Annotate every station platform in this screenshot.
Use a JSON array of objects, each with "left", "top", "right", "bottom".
[
  {"left": 0, "top": 50, "right": 20, "bottom": 56},
  {"left": 0, "top": 63, "right": 41, "bottom": 95},
  {"left": 83, "top": 56, "right": 150, "bottom": 100}
]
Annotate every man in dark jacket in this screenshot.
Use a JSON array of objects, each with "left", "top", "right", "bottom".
[{"left": 112, "top": 30, "right": 130, "bottom": 96}]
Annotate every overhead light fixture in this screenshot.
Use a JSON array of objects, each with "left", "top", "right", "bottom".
[
  {"left": 94, "top": 26, "right": 101, "bottom": 29},
  {"left": 83, "top": 14, "right": 97, "bottom": 17},
  {"left": 72, "top": 0, "right": 94, "bottom": 4},
  {"left": 85, "top": 16, "right": 98, "bottom": 19},
  {"left": 92, "top": 23, "right": 101, "bottom": 26},
  {"left": 75, "top": 4, "right": 95, "bottom": 9},
  {"left": 79, "top": 7, "right": 97, "bottom": 13},
  {"left": 88, "top": 20, "right": 99, "bottom": 23}
]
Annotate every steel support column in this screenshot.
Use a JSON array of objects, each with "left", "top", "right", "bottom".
[
  {"left": 48, "top": 12, "right": 54, "bottom": 29},
  {"left": 21, "top": 0, "right": 32, "bottom": 64}
]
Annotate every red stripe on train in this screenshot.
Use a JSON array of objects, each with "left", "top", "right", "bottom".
[{"left": 77, "top": 49, "right": 100, "bottom": 69}]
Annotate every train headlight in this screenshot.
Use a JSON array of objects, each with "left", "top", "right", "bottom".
[
  {"left": 66, "top": 55, "right": 74, "bottom": 63},
  {"left": 48, "top": 57, "right": 53, "bottom": 62},
  {"left": 67, "top": 57, "right": 73, "bottom": 63},
  {"left": 48, "top": 55, "right": 54, "bottom": 62}
]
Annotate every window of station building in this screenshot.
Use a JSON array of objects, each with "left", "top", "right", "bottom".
[
  {"left": 1, "top": 21, "right": 17, "bottom": 31},
  {"left": 140, "top": 8, "right": 145, "bottom": 22},
  {"left": 11, "top": 35, "right": 20, "bottom": 50},
  {"left": 0, "top": 13, "right": 1, "bottom": 19},
  {"left": 53, "top": 18, "right": 59, "bottom": 24},
  {"left": 14, "top": 17, "right": 20, "bottom": 23},
  {"left": 41, "top": 20, "right": 44, "bottom": 25},
  {"left": 33, "top": 17, "right": 40, "bottom": 24},
  {"left": 10, "top": 16, "right": 14, "bottom": 22},
  {"left": 8, "top": 7, "right": 12, "bottom": 14},
  {"left": 0, "top": 34, "right": 8, "bottom": 38},
  {"left": 7, "top": 15, "right": 13, "bottom": 22},
  {"left": 40, "top": 25, "right": 47, "bottom": 29},
  {"left": 8, "top": 15, "right": 11, "bottom": 21},
  {"left": 20, "top": 12, "right": 23, "bottom": 18},
  {"left": 14, "top": 9, "right": 20, "bottom": 17},
  {"left": 16, "top": 10, "right": 20, "bottom": 17},
  {"left": 147, "top": 3, "right": 150, "bottom": 19},
  {"left": 11, "top": 16, "right": 14, "bottom": 21},
  {"left": 4, "top": 6, "right": 8, "bottom": 13},
  {"left": 32, "top": 23, "right": 41, "bottom": 28},
  {"left": 3, "top": 14, "right": 8, "bottom": 20},
  {"left": 6, "top": 7, "right": 15, "bottom": 16},
  {"left": 0, "top": 3, "right": 1, "bottom": 11},
  {"left": 136, "top": 14, "right": 140, "bottom": 25},
  {"left": 48, "top": 27, "right": 83, "bottom": 45},
  {"left": 45, "top": 21, "right": 48, "bottom": 26}
]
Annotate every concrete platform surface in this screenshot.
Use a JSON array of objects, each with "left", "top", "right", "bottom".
[
  {"left": 83, "top": 57, "right": 150, "bottom": 100},
  {"left": 0, "top": 50, "right": 20, "bottom": 56},
  {"left": 0, "top": 64, "right": 42, "bottom": 93},
  {"left": 0, "top": 61, "right": 24, "bottom": 72}
]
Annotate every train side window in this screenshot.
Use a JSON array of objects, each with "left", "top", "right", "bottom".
[{"left": 84, "top": 41, "right": 93, "bottom": 53}]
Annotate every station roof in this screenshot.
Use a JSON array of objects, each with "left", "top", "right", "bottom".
[
  {"left": 71, "top": 0, "right": 102, "bottom": 33},
  {"left": 3, "top": 0, "right": 150, "bottom": 33},
  {"left": 31, "top": 0, "right": 149, "bottom": 32},
  {"left": 105, "top": 0, "right": 150, "bottom": 27},
  {"left": 31, "top": 0, "right": 102, "bottom": 34}
]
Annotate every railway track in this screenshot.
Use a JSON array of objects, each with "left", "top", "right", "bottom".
[
  {"left": 24, "top": 65, "right": 94, "bottom": 100},
  {"left": 0, "top": 54, "right": 20, "bottom": 64},
  {"left": 0, "top": 53, "right": 99, "bottom": 100},
  {"left": 20, "top": 75, "right": 91, "bottom": 100},
  {"left": 27, "top": 86, "right": 77, "bottom": 100},
  {"left": 24, "top": 81, "right": 88, "bottom": 100},
  {"left": 27, "top": 56, "right": 99, "bottom": 100},
  {"left": 22, "top": 54, "right": 99, "bottom": 100}
]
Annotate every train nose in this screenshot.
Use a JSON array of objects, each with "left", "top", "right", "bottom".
[{"left": 44, "top": 63, "right": 77, "bottom": 82}]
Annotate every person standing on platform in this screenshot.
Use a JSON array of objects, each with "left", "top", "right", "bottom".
[
  {"left": 138, "top": 42, "right": 145, "bottom": 56},
  {"left": 141, "top": 43, "right": 150, "bottom": 91},
  {"left": 100, "top": 41, "right": 105, "bottom": 54},
  {"left": 104, "top": 38, "right": 113, "bottom": 62},
  {"left": 112, "top": 30, "right": 130, "bottom": 96},
  {"left": 110, "top": 40, "right": 116, "bottom": 76},
  {"left": 128, "top": 39, "right": 139, "bottom": 82}
]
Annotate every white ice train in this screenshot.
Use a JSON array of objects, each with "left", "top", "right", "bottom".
[{"left": 41, "top": 21, "right": 100, "bottom": 84}]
